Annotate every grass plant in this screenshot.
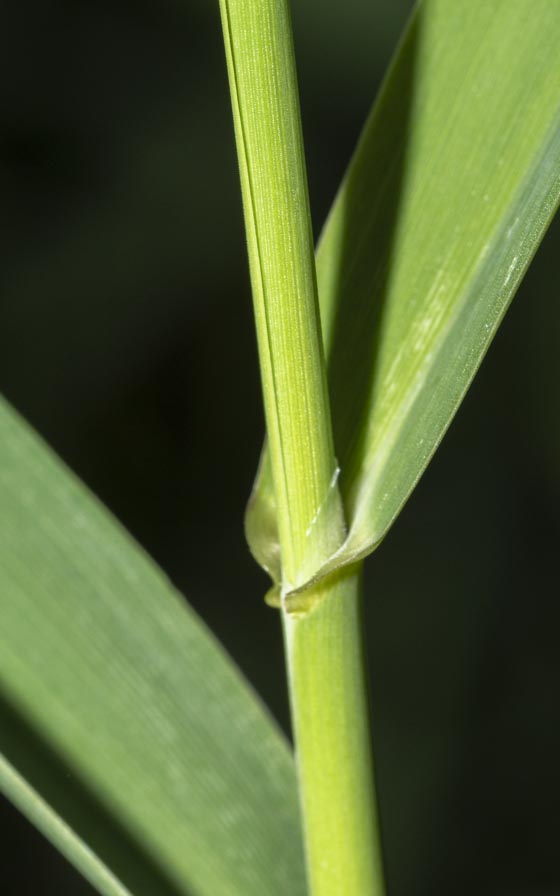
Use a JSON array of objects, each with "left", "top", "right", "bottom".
[{"left": 1, "top": 2, "right": 560, "bottom": 895}]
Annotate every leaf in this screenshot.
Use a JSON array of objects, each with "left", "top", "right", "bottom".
[
  {"left": 0, "top": 397, "right": 305, "bottom": 896},
  {"left": 247, "top": 0, "right": 560, "bottom": 592}
]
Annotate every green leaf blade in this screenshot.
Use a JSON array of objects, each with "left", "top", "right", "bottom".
[
  {"left": 248, "top": 0, "right": 560, "bottom": 586},
  {"left": 0, "top": 398, "right": 305, "bottom": 896}
]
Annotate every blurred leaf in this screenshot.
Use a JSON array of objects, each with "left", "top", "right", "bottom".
[
  {"left": 0, "top": 397, "right": 305, "bottom": 896},
  {"left": 247, "top": 0, "right": 560, "bottom": 591}
]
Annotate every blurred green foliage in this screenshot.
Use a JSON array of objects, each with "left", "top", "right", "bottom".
[{"left": 1, "top": 1, "right": 559, "bottom": 894}]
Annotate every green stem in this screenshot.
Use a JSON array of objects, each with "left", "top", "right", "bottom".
[
  {"left": 218, "top": 1, "right": 385, "bottom": 893},
  {"left": 284, "top": 565, "right": 385, "bottom": 896},
  {"left": 218, "top": 0, "right": 344, "bottom": 588}
]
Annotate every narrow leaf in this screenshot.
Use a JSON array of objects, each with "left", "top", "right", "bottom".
[
  {"left": 247, "top": 0, "right": 560, "bottom": 591},
  {"left": 0, "top": 398, "right": 305, "bottom": 896}
]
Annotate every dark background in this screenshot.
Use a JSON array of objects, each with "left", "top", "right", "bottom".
[{"left": 1, "top": 1, "right": 559, "bottom": 894}]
